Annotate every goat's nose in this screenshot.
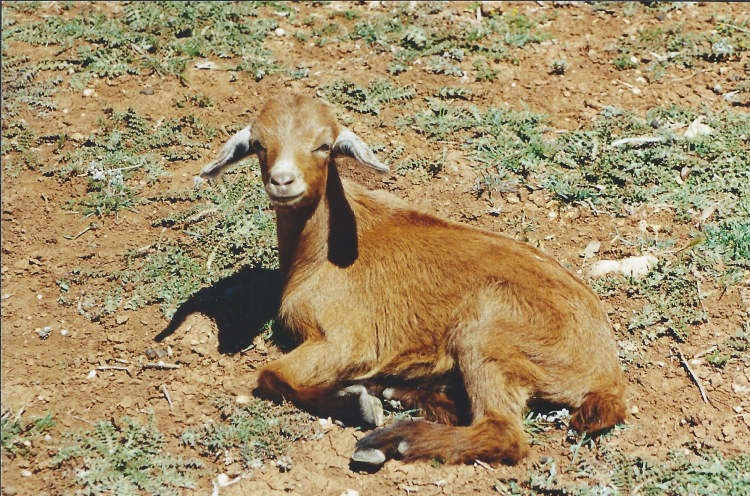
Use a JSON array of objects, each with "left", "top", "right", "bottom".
[{"left": 270, "top": 171, "right": 296, "bottom": 186}]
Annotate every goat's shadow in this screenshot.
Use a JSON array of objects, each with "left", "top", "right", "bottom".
[{"left": 154, "top": 266, "right": 282, "bottom": 354}]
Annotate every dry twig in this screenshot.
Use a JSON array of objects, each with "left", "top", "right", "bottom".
[
  {"left": 673, "top": 345, "right": 710, "bottom": 404},
  {"left": 162, "top": 385, "right": 174, "bottom": 409},
  {"left": 143, "top": 360, "right": 181, "bottom": 370}
]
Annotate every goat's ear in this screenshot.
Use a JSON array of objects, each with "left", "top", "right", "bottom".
[
  {"left": 200, "top": 126, "right": 256, "bottom": 179},
  {"left": 332, "top": 129, "right": 390, "bottom": 173}
]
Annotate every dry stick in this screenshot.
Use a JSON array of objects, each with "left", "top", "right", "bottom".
[
  {"left": 143, "top": 360, "right": 181, "bottom": 370},
  {"left": 474, "top": 459, "right": 495, "bottom": 471},
  {"left": 722, "top": 23, "right": 750, "bottom": 34},
  {"left": 97, "top": 366, "right": 128, "bottom": 371},
  {"left": 696, "top": 280, "right": 708, "bottom": 320},
  {"left": 670, "top": 69, "right": 710, "bottom": 83},
  {"left": 674, "top": 345, "right": 710, "bottom": 405},
  {"left": 73, "top": 416, "right": 95, "bottom": 425},
  {"left": 693, "top": 346, "right": 717, "bottom": 360},
  {"left": 162, "top": 385, "right": 174, "bottom": 409}
]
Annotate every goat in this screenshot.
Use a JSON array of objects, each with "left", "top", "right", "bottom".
[{"left": 200, "top": 94, "right": 627, "bottom": 467}]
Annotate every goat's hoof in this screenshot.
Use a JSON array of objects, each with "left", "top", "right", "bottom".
[
  {"left": 351, "top": 448, "right": 386, "bottom": 466},
  {"left": 341, "top": 385, "right": 384, "bottom": 428}
]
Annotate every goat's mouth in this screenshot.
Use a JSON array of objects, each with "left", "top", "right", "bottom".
[{"left": 267, "top": 191, "right": 305, "bottom": 208}]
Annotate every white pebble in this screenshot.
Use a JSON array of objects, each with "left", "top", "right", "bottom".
[
  {"left": 37, "top": 294, "right": 43, "bottom": 300},
  {"left": 61, "top": 329, "right": 69, "bottom": 336},
  {"left": 236, "top": 395, "right": 250, "bottom": 405},
  {"left": 274, "top": 28, "right": 285, "bottom": 37},
  {"left": 21, "top": 470, "right": 32, "bottom": 477},
  {"left": 87, "top": 370, "right": 97, "bottom": 379},
  {"left": 217, "top": 473, "right": 230, "bottom": 486},
  {"left": 83, "top": 89, "right": 95, "bottom": 97}
]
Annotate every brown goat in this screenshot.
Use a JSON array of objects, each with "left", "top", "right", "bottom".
[{"left": 200, "top": 94, "right": 626, "bottom": 467}]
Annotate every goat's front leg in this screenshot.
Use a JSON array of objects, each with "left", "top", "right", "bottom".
[{"left": 254, "top": 341, "right": 383, "bottom": 429}]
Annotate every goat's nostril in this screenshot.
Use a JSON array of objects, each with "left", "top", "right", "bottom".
[{"left": 270, "top": 172, "right": 295, "bottom": 186}]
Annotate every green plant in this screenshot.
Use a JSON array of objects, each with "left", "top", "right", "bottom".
[
  {"left": 321, "top": 77, "right": 414, "bottom": 115},
  {"left": 1, "top": 413, "right": 55, "bottom": 460},
  {"left": 59, "top": 158, "right": 277, "bottom": 320},
  {"left": 550, "top": 58, "right": 568, "bottom": 74},
  {"left": 55, "top": 415, "right": 203, "bottom": 496},
  {"left": 181, "top": 396, "right": 319, "bottom": 469},
  {"left": 613, "top": 54, "right": 638, "bottom": 70}
]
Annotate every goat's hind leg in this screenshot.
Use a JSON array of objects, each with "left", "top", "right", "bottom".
[
  {"left": 358, "top": 380, "right": 465, "bottom": 426},
  {"left": 353, "top": 321, "right": 533, "bottom": 467},
  {"left": 255, "top": 341, "right": 383, "bottom": 428}
]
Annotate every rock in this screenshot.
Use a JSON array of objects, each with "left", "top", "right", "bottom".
[
  {"left": 588, "top": 255, "right": 658, "bottom": 279},
  {"left": 722, "top": 422, "right": 737, "bottom": 442},
  {"left": 683, "top": 116, "right": 713, "bottom": 139},
  {"left": 481, "top": 2, "right": 503, "bottom": 15},
  {"left": 236, "top": 395, "right": 251, "bottom": 405},
  {"left": 581, "top": 240, "right": 601, "bottom": 260},
  {"left": 115, "top": 315, "right": 129, "bottom": 325},
  {"left": 108, "top": 333, "right": 126, "bottom": 344},
  {"left": 70, "top": 132, "right": 85, "bottom": 142},
  {"left": 82, "top": 89, "right": 95, "bottom": 97}
]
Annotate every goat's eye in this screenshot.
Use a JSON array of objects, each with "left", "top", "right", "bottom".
[
  {"left": 252, "top": 140, "right": 265, "bottom": 151},
  {"left": 314, "top": 143, "right": 331, "bottom": 153}
]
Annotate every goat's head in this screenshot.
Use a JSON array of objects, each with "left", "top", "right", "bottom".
[{"left": 200, "top": 94, "right": 388, "bottom": 210}]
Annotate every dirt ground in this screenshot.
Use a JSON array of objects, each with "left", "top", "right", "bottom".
[{"left": 2, "top": 2, "right": 749, "bottom": 495}]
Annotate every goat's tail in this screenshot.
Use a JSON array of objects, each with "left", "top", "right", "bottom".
[{"left": 570, "top": 384, "right": 627, "bottom": 433}]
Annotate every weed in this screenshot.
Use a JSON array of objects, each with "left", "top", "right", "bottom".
[
  {"left": 396, "top": 148, "right": 447, "bottom": 183},
  {"left": 181, "top": 396, "right": 319, "bottom": 470},
  {"left": 59, "top": 159, "right": 276, "bottom": 320},
  {"left": 550, "top": 58, "right": 568, "bottom": 75},
  {"left": 322, "top": 77, "right": 414, "bottom": 115},
  {"left": 627, "top": 261, "right": 705, "bottom": 342},
  {"left": 523, "top": 409, "right": 570, "bottom": 446},
  {"left": 55, "top": 414, "right": 203, "bottom": 496},
  {"left": 613, "top": 54, "right": 639, "bottom": 70},
  {"left": 1, "top": 412, "right": 56, "bottom": 460},
  {"left": 497, "top": 444, "right": 750, "bottom": 495}
]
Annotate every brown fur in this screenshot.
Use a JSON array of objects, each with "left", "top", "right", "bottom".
[{"left": 203, "top": 94, "right": 627, "bottom": 466}]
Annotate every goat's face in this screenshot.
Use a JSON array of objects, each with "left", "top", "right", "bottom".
[{"left": 200, "top": 94, "right": 389, "bottom": 210}]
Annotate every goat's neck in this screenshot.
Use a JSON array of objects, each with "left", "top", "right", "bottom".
[{"left": 275, "top": 163, "right": 357, "bottom": 282}]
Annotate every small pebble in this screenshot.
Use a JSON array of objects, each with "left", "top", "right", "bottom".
[
  {"left": 83, "top": 89, "right": 95, "bottom": 97},
  {"left": 60, "top": 329, "right": 69, "bottom": 336},
  {"left": 139, "top": 89, "right": 155, "bottom": 95},
  {"left": 145, "top": 348, "right": 157, "bottom": 358},
  {"left": 274, "top": 27, "right": 285, "bottom": 37},
  {"left": 236, "top": 395, "right": 251, "bottom": 405},
  {"left": 540, "top": 455, "right": 553, "bottom": 464},
  {"left": 87, "top": 370, "right": 97, "bottom": 379},
  {"left": 217, "top": 473, "right": 230, "bottom": 486},
  {"left": 21, "top": 470, "right": 32, "bottom": 477},
  {"left": 630, "top": 405, "right": 639, "bottom": 415},
  {"left": 650, "top": 119, "right": 660, "bottom": 129}
]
